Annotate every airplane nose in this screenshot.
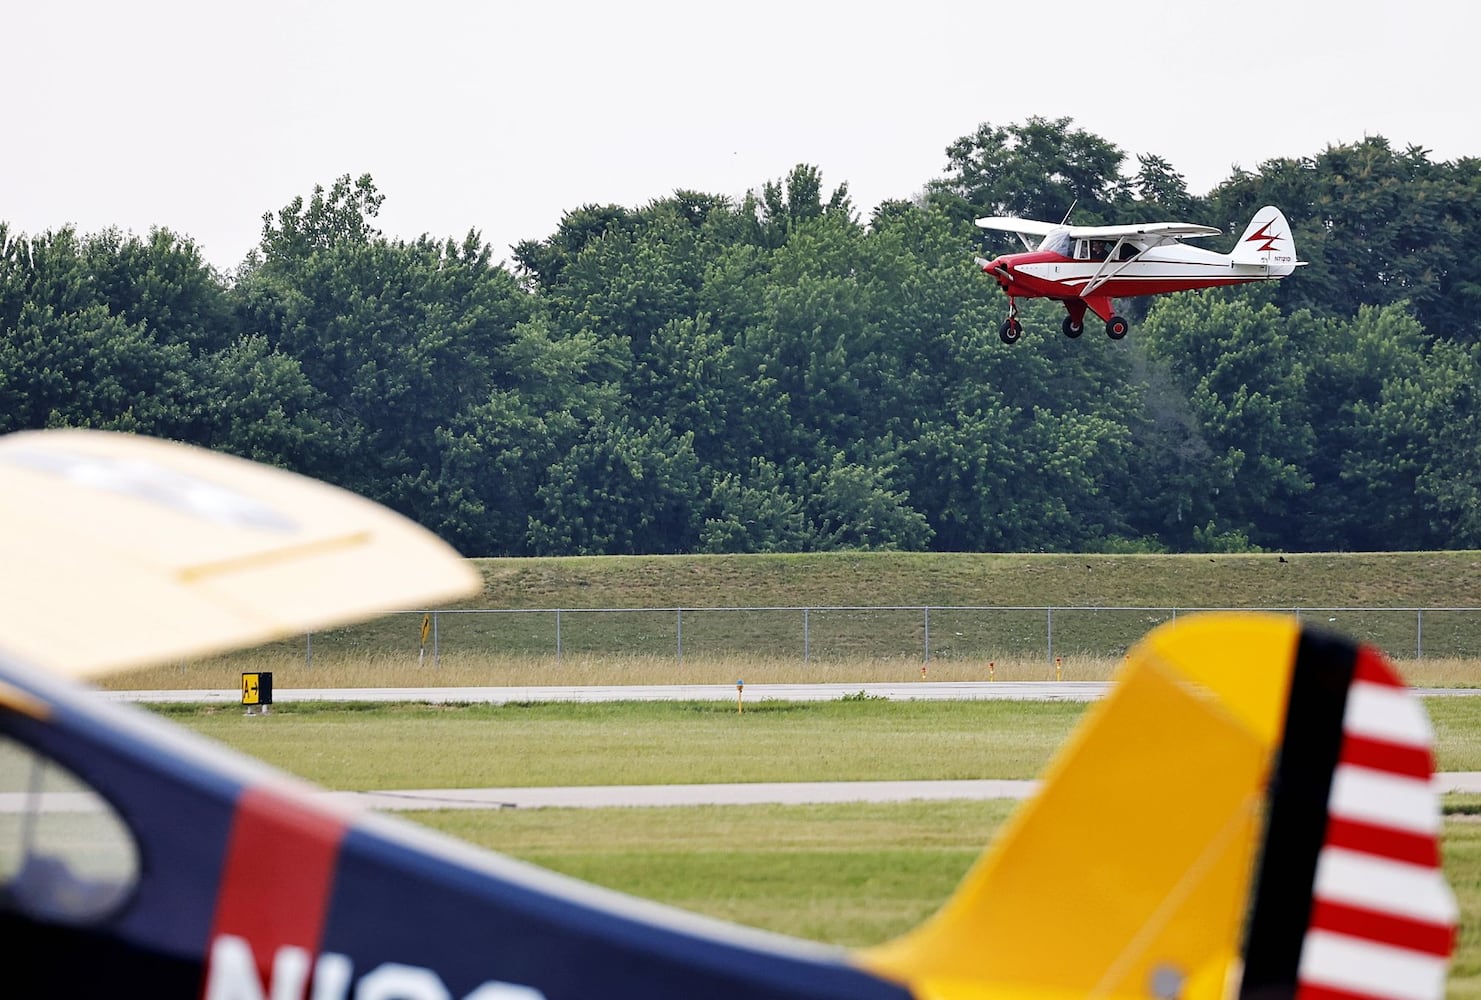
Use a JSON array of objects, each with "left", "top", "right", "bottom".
[{"left": 982, "top": 257, "right": 1012, "bottom": 287}]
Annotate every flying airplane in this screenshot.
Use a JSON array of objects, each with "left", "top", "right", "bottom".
[
  {"left": 0, "top": 429, "right": 1455, "bottom": 999},
  {"left": 975, "top": 206, "right": 1304, "bottom": 343}
]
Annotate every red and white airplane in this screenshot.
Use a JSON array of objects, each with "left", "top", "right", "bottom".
[{"left": 976, "top": 205, "right": 1304, "bottom": 343}]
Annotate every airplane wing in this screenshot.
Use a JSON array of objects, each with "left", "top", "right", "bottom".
[
  {"left": 1067, "top": 220, "right": 1223, "bottom": 241},
  {"left": 0, "top": 429, "right": 481, "bottom": 679},
  {"left": 973, "top": 216, "right": 1061, "bottom": 237}
]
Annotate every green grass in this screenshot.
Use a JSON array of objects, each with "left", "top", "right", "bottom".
[
  {"left": 155, "top": 699, "right": 1087, "bottom": 788},
  {"left": 465, "top": 551, "right": 1481, "bottom": 611},
  {"left": 154, "top": 697, "right": 1481, "bottom": 788},
  {"left": 414, "top": 800, "right": 1016, "bottom": 946},
  {"left": 409, "top": 801, "right": 1481, "bottom": 997},
  {"left": 122, "top": 551, "right": 1481, "bottom": 681}
]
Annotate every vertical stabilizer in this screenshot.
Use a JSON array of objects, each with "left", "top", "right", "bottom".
[
  {"left": 1242, "top": 636, "right": 1457, "bottom": 1000},
  {"left": 857, "top": 614, "right": 1455, "bottom": 1000},
  {"left": 1229, "top": 205, "right": 1302, "bottom": 273}
]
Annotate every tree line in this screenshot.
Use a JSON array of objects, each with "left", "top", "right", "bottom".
[{"left": 2, "top": 118, "right": 1478, "bottom": 555}]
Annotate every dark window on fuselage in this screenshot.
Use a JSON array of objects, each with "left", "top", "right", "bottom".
[{"left": 0, "top": 733, "right": 139, "bottom": 923}]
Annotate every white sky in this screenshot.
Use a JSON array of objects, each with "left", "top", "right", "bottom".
[{"left": 4, "top": 0, "right": 1475, "bottom": 274}]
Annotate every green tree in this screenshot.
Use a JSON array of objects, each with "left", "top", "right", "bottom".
[
  {"left": 1345, "top": 334, "right": 1481, "bottom": 548},
  {"left": 1140, "top": 291, "right": 1316, "bottom": 548},
  {"left": 698, "top": 458, "right": 812, "bottom": 554},
  {"left": 927, "top": 116, "right": 1130, "bottom": 230},
  {"left": 0, "top": 227, "right": 207, "bottom": 438},
  {"left": 236, "top": 175, "right": 538, "bottom": 544},
  {"left": 527, "top": 416, "right": 703, "bottom": 555}
]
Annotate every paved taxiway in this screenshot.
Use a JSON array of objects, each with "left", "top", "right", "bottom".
[
  {"left": 107, "top": 681, "right": 1481, "bottom": 705},
  {"left": 11, "top": 774, "right": 1481, "bottom": 814},
  {"left": 110, "top": 681, "right": 1107, "bottom": 704},
  {"left": 322, "top": 773, "right": 1481, "bottom": 811}
]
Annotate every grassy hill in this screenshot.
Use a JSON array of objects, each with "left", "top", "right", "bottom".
[
  {"left": 189, "top": 551, "right": 1481, "bottom": 674},
  {"left": 469, "top": 550, "right": 1481, "bottom": 610}
]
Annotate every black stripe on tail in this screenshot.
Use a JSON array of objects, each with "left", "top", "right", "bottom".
[{"left": 1238, "top": 628, "right": 1356, "bottom": 1000}]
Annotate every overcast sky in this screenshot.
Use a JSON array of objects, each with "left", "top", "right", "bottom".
[{"left": 5, "top": 0, "right": 1475, "bottom": 273}]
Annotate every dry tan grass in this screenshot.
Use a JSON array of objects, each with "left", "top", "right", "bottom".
[
  {"left": 102, "top": 650, "right": 1481, "bottom": 691},
  {"left": 102, "top": 650, "right": 1131, "bottom": 690}
]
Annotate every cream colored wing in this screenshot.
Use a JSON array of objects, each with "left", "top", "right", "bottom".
[{"left": 0, "top": 429, "right": 481, "bottom": 679}]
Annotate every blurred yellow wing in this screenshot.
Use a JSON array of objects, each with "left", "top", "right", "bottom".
[{"left": 0, "top": 429, "right": 481, "bottom": 678}]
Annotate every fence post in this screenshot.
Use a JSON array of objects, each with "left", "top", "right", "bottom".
[
  {"left": 1047, "top": 607, "right": 1054, "bottom": 665},
  {"left": 432, "top": 611, "right": 440, "bottom": 668},
  {"left": 677, "top": 608, "right": 683, "bottom": 664},
  {"left": 1417, "top": 608, "right": 1423, "bottom": 660},
  {"left": 924, "top": 607, "right": 931, "bottom": 663},
  {"left": 555, "top": 609, "right": 562, "bottom": 662},
  {"left": 305, "top": 632, "right": 313, "bottom": 669},
  {"left": 803, "top": 608, "right": 810, "bottom": 662}
]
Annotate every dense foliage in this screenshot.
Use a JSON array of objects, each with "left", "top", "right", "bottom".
[{"left": 4, "top": 119, "right": 1478, "bottom": 554}]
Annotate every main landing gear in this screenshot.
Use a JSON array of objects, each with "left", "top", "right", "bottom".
[{"left": 998, "top": 302, "right": 1131, "bottom": 343}]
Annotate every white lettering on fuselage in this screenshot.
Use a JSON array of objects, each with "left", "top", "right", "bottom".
[{"left": 204, "top": 935, "right": 546, "bottom": 1000}]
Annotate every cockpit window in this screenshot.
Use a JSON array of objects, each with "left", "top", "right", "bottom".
[
  {"left": 0, "top": 733, "right": 139, "bottom": 923},
  {"left": 1036, "top": 228, "right": 1072, "bottom": 257}
]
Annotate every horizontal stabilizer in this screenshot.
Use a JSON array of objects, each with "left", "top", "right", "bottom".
[{"left": 0, "top": 429, "right": 482, "bottom": 678}]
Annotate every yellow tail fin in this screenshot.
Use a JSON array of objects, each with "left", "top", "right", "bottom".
[{"left": 857, "top": 613, "right": 1455, "bottom": 1000}]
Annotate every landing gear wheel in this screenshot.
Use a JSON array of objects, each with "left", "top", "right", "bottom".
[
  {"left": 1105, "top": 315, "right": 1130, "bottom": 340},
  {"left": 999, "top": 317, "right": 1023, "bottom": 345},
  {"left": 1061, "top": 316, "right": 1083, "bottom": 339}
]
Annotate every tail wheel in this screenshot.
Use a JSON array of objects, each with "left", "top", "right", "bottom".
[
  {"left": 999, "top": 317, "right": 1023, "bottom": 345},
  {"left": 1061, "top": 316, "right": 1084, "bottom": 339},
  {"left": 1105, "top": 315, "right": 1130, "bottom": 340}
]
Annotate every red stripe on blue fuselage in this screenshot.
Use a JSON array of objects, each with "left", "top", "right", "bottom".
[{"left": 204, "top": 785, "right": 349, "bottom": 991}]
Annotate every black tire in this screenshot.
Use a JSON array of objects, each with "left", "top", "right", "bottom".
[
  {"left": 1105, "top": 315, "right": 1130, "bottom": 340},
  {"left": 999, "top": 318, "right": 1022, "bottom": 345},
  {"left": 1061, "top": 315, "right": 1083, "bottom": 339}
]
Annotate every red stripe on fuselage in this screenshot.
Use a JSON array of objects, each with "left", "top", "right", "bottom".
[
  {"left": 204, "top": 785, "right": 350, "bottom": 993},
  {"left": 985, "top": 252, "right": 1258, "bottom": 302}
]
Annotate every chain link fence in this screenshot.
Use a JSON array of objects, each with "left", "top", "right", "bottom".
[{"left": 299, "top": 606, "right": 1481, "bottom": 666}]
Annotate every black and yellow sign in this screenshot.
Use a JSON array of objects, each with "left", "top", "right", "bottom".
[
  {"left": 419, "top": 613, "right": 432, "bottom": 648},
  {"left": 241, "top": 671, "right": 273, "bottom": 706}
]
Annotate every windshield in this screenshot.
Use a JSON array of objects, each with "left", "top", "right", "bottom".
[{"left": 1036, "top": 228, "right": 1072, "bottom": 256}]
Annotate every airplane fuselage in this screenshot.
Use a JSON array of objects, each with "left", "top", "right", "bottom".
[{"left": 984, "top": 243, "right": 1281, "bottom": 305}]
